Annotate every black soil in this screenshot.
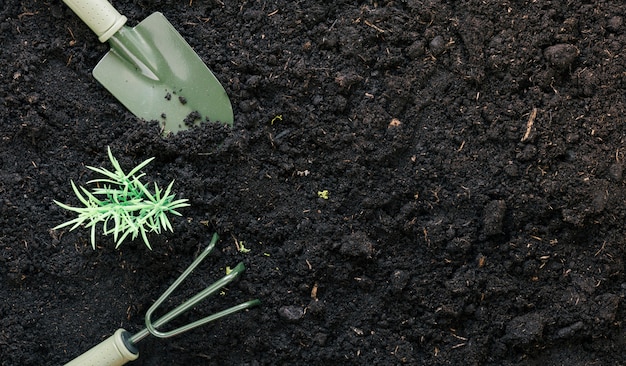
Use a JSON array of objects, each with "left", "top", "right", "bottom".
[{"left": 2, "top": 1, "right": 626, "bottom": 365}]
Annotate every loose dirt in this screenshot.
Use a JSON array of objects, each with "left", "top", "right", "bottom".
[{"left": 2, "top": 1, "right": 626, "bottom": 365}]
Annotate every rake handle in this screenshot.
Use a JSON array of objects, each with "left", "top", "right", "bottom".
[
  {"left": 64, "top": 329, "right": 138, "bottom": 366},
  {"left": 63, "top": 0, "right": 127, "bottom": 42}
]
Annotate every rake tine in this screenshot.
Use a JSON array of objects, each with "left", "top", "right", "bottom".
[{"left": 129, "top": 234, "right": 260, "bottom": 344}]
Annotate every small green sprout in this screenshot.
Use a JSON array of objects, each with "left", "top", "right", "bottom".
[
  {"left": 232, "top": 234, "right": 251, "bottom": 253},
  {"left": 270, "top": 114, "right": 283, "bottom": 125},
  {"left": 237, "top": 241, "right": 251, "bottom": 253},
  {"left": 317, "top": 190, "right": 329, "bottom": 199},
  {"left": 52, "top": 147, "right": 190, "bottom": 250}
]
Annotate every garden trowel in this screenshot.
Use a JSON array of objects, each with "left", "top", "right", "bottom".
[{"left": 62, "top": 0, "right": 234, "bottom": 133}]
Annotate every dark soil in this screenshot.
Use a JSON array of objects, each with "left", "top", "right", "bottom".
[{"left": 2, "top": 1, "right": 626, "bottom": 365}]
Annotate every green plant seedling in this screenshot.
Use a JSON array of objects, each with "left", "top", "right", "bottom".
[
  {"left": 237, "top": 241, "right": 251, "bottom": 253},
  {"left": 270, "top": 114, "right": 283, "bottom": 125},
  {"left": 232, "top": 234, "right": 251, "bottom": 253},
  {"left": 53, "top": 147, "right": 190, "bottom": 250}
]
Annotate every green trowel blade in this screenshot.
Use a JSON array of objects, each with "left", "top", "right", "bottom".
[{"left": 93, "top": 12, "right": 233, "bottom": 133}]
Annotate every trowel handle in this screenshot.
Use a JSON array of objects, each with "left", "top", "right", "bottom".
[
  {"left": 62, "top": 0, "right": 127, "bottom": 42},
  {"left": 65, "top": 329, "right": 139, "bottom": 366}
]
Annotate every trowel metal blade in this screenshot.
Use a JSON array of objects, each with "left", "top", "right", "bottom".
[{"left": 93, "top": 12, "right": 233, "bottom": 133}]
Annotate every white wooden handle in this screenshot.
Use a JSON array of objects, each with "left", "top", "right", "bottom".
[
  {"left": 65, "top": 329, "right": 139, "bottom": 366},
  {"left": 62, "top": 0, "right": 127, "bottom": 42}
]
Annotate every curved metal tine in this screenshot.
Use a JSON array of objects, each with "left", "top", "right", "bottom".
[
  {"left": 129, "top": 233, "right": 219, "bottom": 344},
  {"left": 144, "top": 262, "right": 247, "bottom": 338},
  {"left": 150, "top": 297, "right": 261, "bottom": 339},
  {"left": 129, "top": 233, "right": 259, "bottom": 344}
]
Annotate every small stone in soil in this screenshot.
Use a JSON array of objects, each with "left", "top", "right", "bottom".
[
  {"left": 429, "top": 35, "right": 445, "bottom": 56},
  {"left": 544, "top": 43, "right": 579, "bottom": 69},
  {"left": 339, "top": 231, "right": 374, "bottom": 258},
  {"left": 556, "top": 321, "right": 584, "bottom": 339},
  {"left": 278, "top": 305, "right": 304, "bottom": 321}
]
